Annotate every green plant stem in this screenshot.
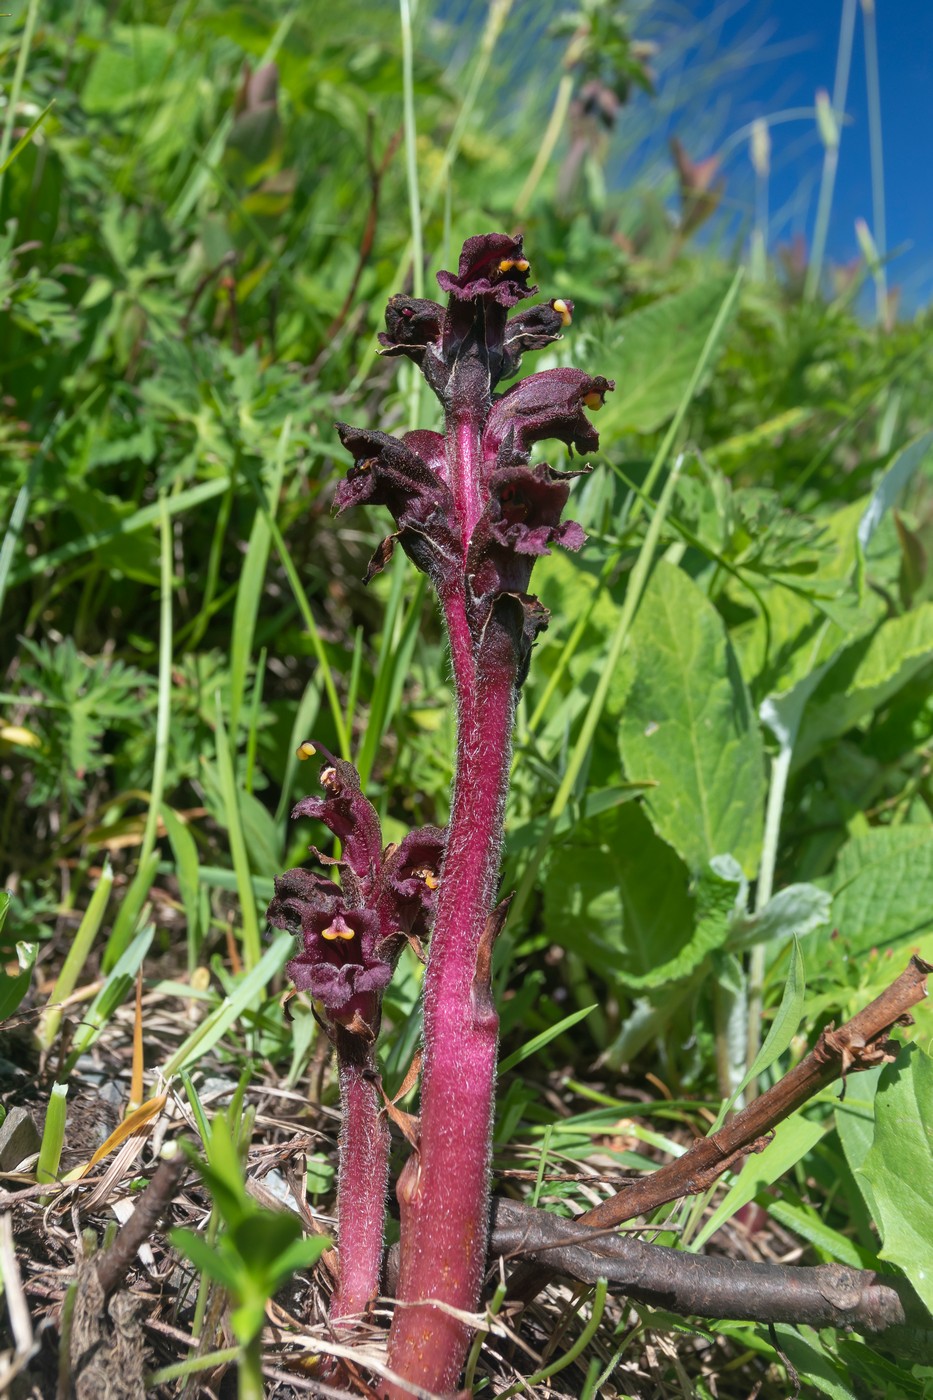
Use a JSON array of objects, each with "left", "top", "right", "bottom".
[
  {"left": 38, "top": 859, "right": 113, "bottom": 1050},
  {"left": 515, "top": 72, "right": 574, "bottom": 217},
  {"left": 214, "top": 698, "right": 262, "bottom": 970},
  {"left": 238, "top": 1335, "right": 264, "bottom": 1400},
  {"left": 0, "top": 0, "right": 42, "bottom": 208},
  {"left": 399, "top": 0, "right": 423, "bottom": 301},
  {"left": 861, "top": 0, "right": 887, "bottom": 324},
  {"left": 806, "top": 0, "right": 856, "bottom": 301},
  {"left": 139, "top": 497, "right": 173, "bottom": 870}
]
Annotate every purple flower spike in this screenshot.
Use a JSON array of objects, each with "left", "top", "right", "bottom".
[
  {"left": 320, "top": 234, "right": 613, "bottom": 1391},
  {"left": 272, "top": 750, "right": 447, "bottom": 1033}
]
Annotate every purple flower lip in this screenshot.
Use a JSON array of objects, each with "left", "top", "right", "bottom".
[{"left": 436, "top": 232, "right": 537, "bottom": 307}]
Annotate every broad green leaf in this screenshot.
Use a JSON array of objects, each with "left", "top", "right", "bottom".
[
  {"left": 592, "top": 276, "right": 737, "bottom": 435},
  {"left": 542, "top": 803, "right": 739, "bottom": 990},
  {"left": 835, "top": 1064, "right": 886, "bottom": 1224},
  {"left": 794, "top": 602, "right": 933, "bottom": 767},
  {"left": 619, "top": 561, "right": 765, "bottom": 876},
  {"left": 83, "top": 25, "right": 178, "bottom": 114},
  {"left": 692, "top": 1111, "right": 826, "bottom": 1250},
  {"left": 829, "top": 825, "right": 933, "bottom": 959},
  {"left": 727, "top": 884, "right": 831, "bottom": 951},
  {"left": 861, "top": 1046, "right": 933, "bottom": 1313}
]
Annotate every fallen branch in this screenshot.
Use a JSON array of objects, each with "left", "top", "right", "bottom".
[
  {"left": 94, "top": 1144, "right": 187, "bottom": 1298},
  {"left": 490, "top": 1197, "right": 932, "bottom": 1350},
  {"left": 508, "top": 954, "right": 931, "bottom": 1305}
]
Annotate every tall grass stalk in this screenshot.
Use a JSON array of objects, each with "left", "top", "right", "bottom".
[
  {"left": 139, "top": 497, "right": 173, "bottom": 870},
  {"left": 0, "top": 0, "right": 41, "bottom": 208},
  {"left": 860, "top": 0, "right": 887, "bottom": 323},
  {"left": 806, "top": 0, "right": 856, "bottom": 301},
  {"left": 37, "top": 859, "right": 113, "bottom": 1051}
]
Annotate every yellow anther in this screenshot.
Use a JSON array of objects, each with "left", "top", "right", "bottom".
[
  {"left": 553, "top": 299, "right": 573, "bottom": 327},
  {"left": 498, "top": 258, "right": 515, "bottom": 272},
  {"left": 296, "top": 741, "right": 316, "bottom": 761},
  {"left": 358, "top": 456, "right": 378, "bottom": 472},
  {"left": 583, "top": 390, "right": 606, "bottom": 411},
  {"left": 415, "top": 867, "right": 439, "bottom": 890},
  {"left": 515, "top": 258, "right": 529, "bottom": 272},
  {"left": 321, "top": 919, "right": 355, "bottom": 942}
]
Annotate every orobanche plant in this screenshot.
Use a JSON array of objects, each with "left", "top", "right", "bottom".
[{"left": 268, "top": 232, "right": 613, "bottom": 1395}]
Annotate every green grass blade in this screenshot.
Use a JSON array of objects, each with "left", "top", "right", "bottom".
[
  {"left": 229, "top": 420, "right": 290, "bottom": 738},
  {"left": 102, "top": 850, "right": 160, "bottom": 973},
  {"left": 161, "top": 933, "right": 292, "bottom": 1078},
  {"left": 0, "top": 0, "right": 41, "bottom": 205},
  {"left": 38, "top": 858, "right": 113, "bottom": 1051},
  {"left": 0, "top": 97, "right": 54, "bottom": 177},
  {"left": 214, "top": 697, "right": 262, "bottom": 971},
  {"left": 11, "top": 478, "right": 229, "bottom": 585},
  {"left": 160, "top": 805, "right": 202, "bottom": 972},
  {"left": 498, "top": 1004, "right": 597, "bottom": 1075},
  {"left": 139, "top": 496, "right": 173, "bottom": 870}
]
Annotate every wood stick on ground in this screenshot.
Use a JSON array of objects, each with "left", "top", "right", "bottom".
[
  {"left": 508, "top": 954, "right": 931, "bottom": 1306},
  {"left": 94, "top": 1145, "right": 187, "bottom": 1298},
  {"left": 490, "top": 1197, "right": 932, "bottom": 1352}
]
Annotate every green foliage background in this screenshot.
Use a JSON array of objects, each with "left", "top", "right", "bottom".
[{"left": 2, "top": 1, "right": 933, "bottom": 1394}]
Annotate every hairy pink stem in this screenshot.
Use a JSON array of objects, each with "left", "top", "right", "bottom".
[
  {"left": 384, "top": 650, "right": 515, "bottom": 1395},
  {"left": 330, "top": 1042, "right": 390, "bottom": 1322}
]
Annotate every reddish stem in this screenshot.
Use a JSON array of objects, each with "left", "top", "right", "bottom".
[
  {"left": 329, "top": 1039, "right": 390, "bottom": 1322},
  {"left": 384, "top": 647, "right": 515, "bottom": 1394}
]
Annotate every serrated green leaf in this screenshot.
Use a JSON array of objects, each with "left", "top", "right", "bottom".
[
  {"left": 861, "top": 1046, "right": 933, "bottom": 1313},
  {"left": 830, "top": 826, "right": 933, "bottom": 958},
  {"left": 619, "top": 561, "right": 766, "bottom": 876}
]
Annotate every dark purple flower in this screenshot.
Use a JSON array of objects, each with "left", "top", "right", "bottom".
[
  {"left": 290, "top": 747, "right": 383, "bottom": 902},
  {"left": 334, "top": 424, "right": 459, "bottom": 588},
  {"left": 268, "top": 871, "right": 391, "bottom": 1030},
  {"left": 378, "top": 294, "right": 447, "bottom": 396},
  {"left": 380, "top": 827, "right": 447, "bottom": 942},
  {"left": 482, "top": 368, "right": 615, "bottom": 471},
  {"left": 500, "top": 298, "right": 574, "bottom": 379}
]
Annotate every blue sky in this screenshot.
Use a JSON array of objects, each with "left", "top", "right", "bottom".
[{"left": 662, "top": 0, "right": 932, "bottom": 306}]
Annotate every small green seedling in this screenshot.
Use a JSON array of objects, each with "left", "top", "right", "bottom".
[{"left": 171, "top": 1111, "right": 329, "bottom": 1400}]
